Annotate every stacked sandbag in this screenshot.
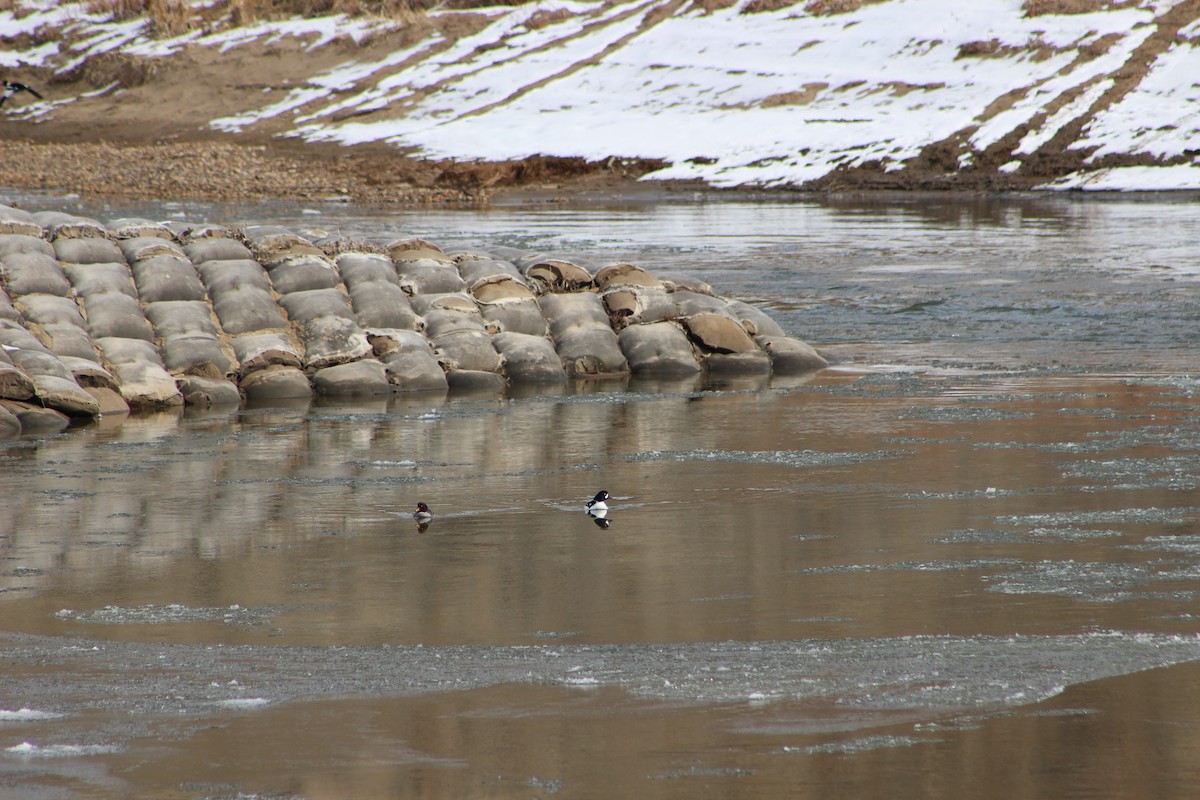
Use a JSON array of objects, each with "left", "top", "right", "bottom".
[
  {"left": 109, "top": 226, "right": 239, "bottom": 407},
  {"left": 8, "top": 217, "right": 99, "bottom": 364},
  {"left": 0, "top": 232, "right": 52, "bottom": 260},
  {"left": 538, "top": 291, "right": 628, "bottom": 377},
  {"left": 171, "top": 222, "right": 234, "bottom": 243},
  {"left": 464, "top": 260, "right": 548, "bottom": 337},
  {"left": 596, "top": 263, "right": 677, "bottom": 329},
  {"left": 475, "top": 266, "right": 568, "bottom": 384},
  {"left": 492, "top": 331, "right": 567, "bottom": 384},
  {"left": 0, "top": 326, "right": 46, "bottom": 431},
  {"left": 247, "top": 228, "right": 385, "bottom": 398},
  {"left": 667, "top": 287, "right": 728, "bottom": 317},
  {"left": 725, "top": 299, "right": 828, "bottom": 373},
  {"left": 390, "top": 240, "right": 503, "bottom": 390},
  {"left": 369, "top": 329, "right": 447, "bottom": 392},
  {"left": 0, "top": 325, "right": 35, "bottom": 398},
  {"left": 336, "top": 249, "right": 441, "bottom": 393},
  {"left": 518, "top": 256, "right": 594, "bottom": 294},
  {"left": 679, "top": 312, "right": 770, "bottom": 374},
  {"left": 0, "top": 228, "right": 53, "bottom": 328},
  {"left": 642, "top": 280, "right": 771, "bottom": 375},
  {"left": 187, "top": 230, "right": 308, "bottom": 402},
  {"left": 51, "top": 224, "right": 180, "bottom": 410},
  {"left": 593, "top": 260, "right": 819, "bottom": 375},
  {"left": 0, "top": 205, "right": 42, "bottom": 238},
  {"left": 0, "top": 323, "right": 100, "bottom": 428},
  {"left": 0, "top": 210, "right": 107, "bottom": 422},
  {"left": 0, "top": 283, "right": 20, "bottom": 326},
  {"left": 108, "top": 218, "right": 175, "bottom": 241},
  {"left": 27, "top": 239, "right": 129, "bottom": 412},
  {"left": 413, "top": 291, "right": 505, "bottom": 390},
  {"left": 276, "top": 285, "right": 373, "bottom": 369},
  {"left": 144, "top": 290, "right": 228, "bottom": 376},
  {"left": 93, "top": 336, "right": 184, "bottom": 410},
  {"left": 579, "top": 262, "right": 694, "bottom": 376},
  {"left": 247, "top": 228, "right": 336, "bottom": 295},
  {"left": 119, "top": 235, "right": 188, "bottom": 265},
  {"left": 37, "top": 213, "right": 178, "bottom": 410},
  {"left": 337, "top": 250, "right": 421, "bottom": 335},
  {"left": 122, "top": 232, "right": 241, "bottom": 411},
  {"left": 5, "top": 251, "right": 96, "bottom": 360},
  {"left": 0, "top": 393, "right": 19, "bottom": 437},
  {"left": 617, "top": 320, "right": 701, "bottom": 376},
  {"left": 661, "top": 274, "right": 717, "bottom": 296},
  {"left": 35, "top": 211, "right": 110, "bottom": 243},
  {"left": 457, "top": 254, "right": 526, "bottom": 287},
  {"left": 389, "top": 238, "right": 467, "bottom": 295},
  {"left": 2, "top": 209, "right": 828, "bottom": 417}
]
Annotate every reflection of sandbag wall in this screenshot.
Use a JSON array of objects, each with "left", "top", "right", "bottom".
[{"left": 0, "top": 203, "right": 828, "bottom": 434}]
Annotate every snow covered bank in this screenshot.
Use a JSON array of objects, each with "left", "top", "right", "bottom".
[{"left": 2, "top": 0, "right": 1198, "bottom": 191}]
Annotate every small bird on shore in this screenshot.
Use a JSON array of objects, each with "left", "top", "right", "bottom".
[
  {"left": 586, "top": 490, "right": 610, "bottom": 514},
  {"left": 1, "top": 81, "right": 44, "bottom": 109}
]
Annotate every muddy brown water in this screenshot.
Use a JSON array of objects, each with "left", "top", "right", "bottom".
[{"left": 2, "top": 191, "right": 1200, "bottom": 799}]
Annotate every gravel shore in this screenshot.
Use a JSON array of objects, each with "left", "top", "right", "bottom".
[
  {"left": 0, "top": 139, "right": 496, "bottom": 206},
  {"left": 0, "top": 138, "right": 671, "bottom": 207}
]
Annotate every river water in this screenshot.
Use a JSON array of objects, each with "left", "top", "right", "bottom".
[{"left": 1, "top": 191, "right": 1199, "bottom": 798}]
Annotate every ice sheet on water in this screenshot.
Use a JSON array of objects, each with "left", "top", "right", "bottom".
[
  {"left": 899, "top": 406, "right": 1035, "bottom": 422},
  {"left": 907, "top": 488, "right": 1034, "bottom": 500},
  {"left": 933, "top": 528, "right": 1030, "bottom": 545},
  {"left": 9, "top": 631, "right": 1200, "bottom": 722},
  {"left": 1127, "top": 535, "right": 1200, "bottom": 554},
  {"left": 622, "top": 448, "right": 902, "bottom": 468},
  {"left": 53, "top": 604, "right": 282, "bottom": 625},
  {"left": 797, "top": 558, "right": 1023, "bottom": 575},
  {"left": 4, "top": 742, "right": 123, "bottom": 758},
  {"left": 218, "top": 698, "right": 271, "bottom": 710},
  {"left": 803, "top": 734, "right": 931, "bottom": 755},
  {"left": 986, "top": 560, "right": 1156, "bottom": 601},
  {"left": 0, "top": 709, "right": 65, "bottom": 721},
  {"left": 933, "top": 527, "right": 1125, "bottom": 545},
  {"left": 995, "top": 507, "right": 1200, "bottom": 527},
  {"left": 648, "top": 765, "right": 754, "bottom": 780}
]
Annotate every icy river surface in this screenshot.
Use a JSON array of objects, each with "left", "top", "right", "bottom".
[{"left": 2, "top": 192, "right": 1200, "bottom": 799}]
